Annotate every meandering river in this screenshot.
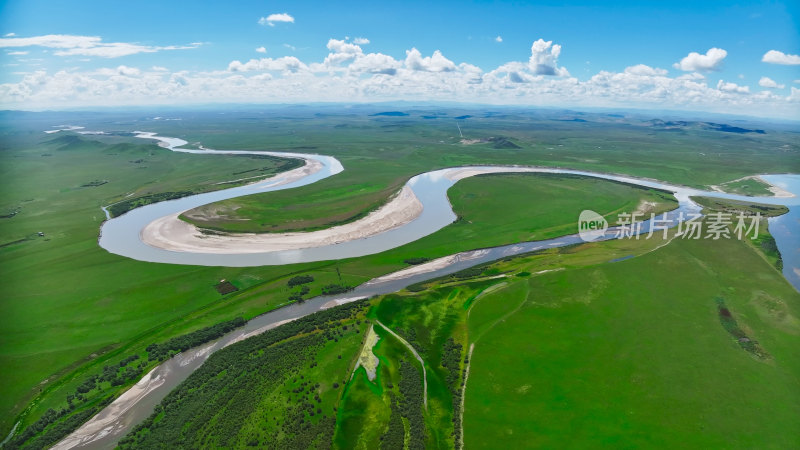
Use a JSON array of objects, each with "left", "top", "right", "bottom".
[{"left": 56, "top": 133, "right": 799, "bottom": 448}]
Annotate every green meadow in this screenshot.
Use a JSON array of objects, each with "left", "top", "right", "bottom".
[
  {"left": 464, "top": 231, "right": 800, "bottom": 448},
  {"left": 1, "top": 108, "right": 798, "bottom": 446},
  {"left": 327, "top": 217, "right": 799, "bottom": 449},
  {"left": 716, "top": 177, "right": 774, "bottom": 196},
  {"left": 177, "top": 110, "right": 799, "bottom": 233},
  {"left": 0, "top": 128, "right": 312, "bottom": 437}
]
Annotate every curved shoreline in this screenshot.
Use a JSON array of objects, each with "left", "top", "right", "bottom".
[
  {"left": 142, "top": 184, "right": 423, "bottom": 253},
  {"left": 99, "top": 133, "right": 797, "bottom": 267},
  {"left": 50, "top": 132, "right": 800, "bottom": 449}
]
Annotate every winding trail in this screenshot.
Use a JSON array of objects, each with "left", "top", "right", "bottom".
[
  {"left": 375, "top": 320, "right": 428, "bottom": 409},
  {"left": 458, "top": 343, "right": 474, "bottom": 450}
]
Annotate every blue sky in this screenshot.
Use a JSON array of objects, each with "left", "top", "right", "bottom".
[{"left": 1, "top": 0, "right": 798, "bottom": 117}]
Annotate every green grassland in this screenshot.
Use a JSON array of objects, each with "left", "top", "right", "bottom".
[
  {"left": 691, "top": 196, "right": 788, "bottom": 271},
  {"left": 330, "top": 227, "right": 686, "bottom": 448},
  {"left": 0, "top": 132, "right": 329, "bottom": 442},
  {"left": 176, "top": 109, "right": 799, "bottom": 233},
  {"left": 691, "top": 195, "right": 789, "bottom": 217},
  {"left": 329, "top": 219, "right": 798, "bottom": 448},
  {"left": 716, "top": 177, "right": 774, "bottom": 196},
  {"left": 1, "top": 108, "right": 798, "bottom": 443},
  {"left": 108, "top": 231, "right": 709, "bottom": 449},
  {"left": 464, "top": 231, "right": 800, "bottom": 449},
  {"left": 449, "top": 173, "right": 676, "bottom": 240},
  {"left": 181, "top": 164, "right": 408, "bottom": 233},
  {"left": 0, "top": 125, "right": 683, "bottom": 441},
  {"left": 333, "top": 320, "right": 430, "bottom": 450}
]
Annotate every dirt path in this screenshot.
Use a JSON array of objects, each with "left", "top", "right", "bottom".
[
  {"left": 460, "top": 282, "right": 528, "bottom": 448},
  {"left": 458, "top": 343, "right": 475, "bottom": 450},
  {"left": 375, "top": 319, "right": 427, "bottom": 409}
]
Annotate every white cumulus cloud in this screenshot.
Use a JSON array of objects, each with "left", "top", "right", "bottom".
[
  {"left": 349, "top": 52, "right": 401, "bottom": 75},
  {"left": 717, "top": 79, "right": 749, "bottom": 94},
  {"left": 404, "top": 48, "right": 456, "bottom": 72},
  {"left": 353, "top": 37, "right": 370, "bottom": 45},
  {"left": 762, "top": 50, "right": 800, "bottom": 65},
  {"left": 624, "top": 64, "right": 668, "bottom": 76},
  {"left": 2, "top": 37, "right": 800, "bottom": 119},
  {"left": 256, "top": 46, "right": 267, "bottom": 54},
  {"left": 529, "top": 39, "right": 568, "bottom": 76},
  {"left": 228, "top": 56, "right": 307, "bottom": 73},
  {"left": 673, "top": 48, "right": 727, "bottom": 72},
  {"left": 324, "top": 38, "right": 363, "bottom": 66},
  {"left": 495, "top": 36, "right": 503, "bottom": 43},
  {"left": 758, "top": 76, "right": 784, "bottom": 89},
  {"left": 258, "top": 13, "right": 295, "bottom": 27}
]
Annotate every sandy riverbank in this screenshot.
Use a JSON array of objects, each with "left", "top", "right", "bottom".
[
  {"left": 444, "top": 166, "right": 538, "bottom": 181},
  {"left": 757, "top": 175, "right": 795, "bottom": 198},
  {"left": 52, "top": 366, "right": 166, "bottom": 449},
  {"left": 708, "top": 175, "right": 795, "bottom": 198},
  {"left": 140, "top": 164, "right": 794, "bottom": 256},
  {"left": 141, "top": 183, "right": 423, "bottom": 254},
  {"left": 364, "top": 248, "right": 491, "bottom": 284}
]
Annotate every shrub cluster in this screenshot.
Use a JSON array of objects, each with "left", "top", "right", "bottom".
[
  {"left": 320, "top": 284, "right": 352, "bottom": 296},
  {"left": 379, "top": 359, "right": 427, "bottom": 449},
  {"left": 146, "top": 317, "right": 246, "bottom": 361},
  {"left": 108, "top": 191, "right": 194, "bottom": 217},
  {"left": 7, "top": 397, "right": 113, "bottom": 450},
  {"left": 441, "top": 338, "right": 464, "bottom": 446},
  {"left": 403, "top": 257, "right": 431, "bottom": 265},
  {"left": 119, "top": 301, "right": 366, "bottom": 449},
  {"left": 398, "top": 360, "right": 427, "bottom": 449},
  {"left": 287, "top": 275, "right": 314, "bottom": 288},
  {"left": 715, "top": 297, "right": 768, "bottom": 358},
  {"left": 289, "top": 285, "right": 310, "bottom": 302}
]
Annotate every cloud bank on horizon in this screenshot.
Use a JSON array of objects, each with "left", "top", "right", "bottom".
[
  {"left": 1, "top": 8, "right": 799, "bottom": 118},
  {"left": 0, "top": 34, "right": 202, "bottom": 58}
]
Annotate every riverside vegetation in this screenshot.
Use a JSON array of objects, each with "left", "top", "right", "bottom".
[{"left": 1, "top": 107, "right": 798, "bottom": 447}]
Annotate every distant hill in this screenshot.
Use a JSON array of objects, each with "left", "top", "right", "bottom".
[
  {"left": 370, "top": 111, "right": 409, "bottom": 117},
  {"left": 488, "top": 136, "right": 522, "bottom": 149},
  {"left": 648, "top": 119, "right": 765, "bottom": 134},
  {"left": 47, "top": 134, "right": 104, "bottom": 151}
]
